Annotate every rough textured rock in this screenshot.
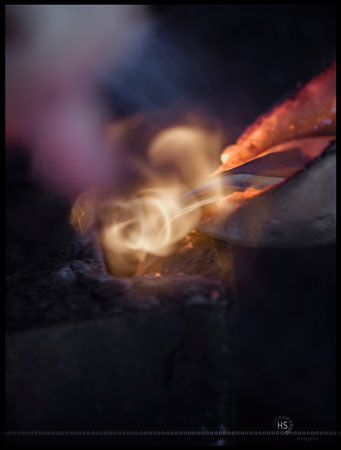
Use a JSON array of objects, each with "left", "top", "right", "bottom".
[
  {"left": 6, "top": 301, "right": 235, "bottom": 440},
  {"left": 5, "top": 169, "right": 235, "bottom": 445}
]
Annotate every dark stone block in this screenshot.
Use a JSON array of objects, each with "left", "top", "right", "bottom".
[
  {"left": 6, "top": 301, "right": 234, "bottom": 435},
  {"left": 5, "top": 179, "right": 235, "bottom": 445}
]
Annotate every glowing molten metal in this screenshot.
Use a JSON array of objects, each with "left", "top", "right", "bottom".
[{"left": 71, "top": 62, "right": 336, "bottom": 275}]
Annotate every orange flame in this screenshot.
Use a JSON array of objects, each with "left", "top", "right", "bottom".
[
  {"left": 95, "top": 124, "right": 225, "bottom": 274},
  {"left": 71, "top": 63, "right": 336, "bottom": 275}
]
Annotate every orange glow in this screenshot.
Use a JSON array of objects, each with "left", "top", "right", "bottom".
[
  {"left": 215, "top": 186, "right": 266, "bottom": 212},
  {"left": 180, "top": 241, "right": 194, "bottom": 252},
  {"left": 221, "top": 153, "right": 229, "bottom": 164},
  {"left": 93, "top": 125, "right": 225, "bottom": 275},
  {"left": 71, "top": 64, "right": 336, "bottom": 276},
  {"left": 224, "top": 186, "right": 266, "bottom": 204},
  {"left": 219, "top": 62, "right": 336, "bottom": 172}
]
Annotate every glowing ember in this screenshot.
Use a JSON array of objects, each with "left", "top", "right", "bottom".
[
  {"left": 219, "top": 187, "right": 266, "bottom": 207},
  {"left": 93, "top": 125, "right": 226, "bottom": 275},
  {"left": 218, "top": 62, "right": 336, "bottom": 172},
  {"left": 71, "top": 63, "right": 336, "bottom": 276},
  {"left": 221, "top": 153, "right": 229, "bottom": 164},
  {"left": 99, "top": 184, "right": 202, "bottom": 275}
]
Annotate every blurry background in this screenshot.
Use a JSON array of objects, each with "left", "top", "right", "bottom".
[
  {"left": 6, "top": 4, "right": 336, "bottom": 441},
  {"left": 105, "top": 5, "right": 336, "bottom": 133},
  {"left": 6, "top": 5, "right": 336, "bottom": 190}
]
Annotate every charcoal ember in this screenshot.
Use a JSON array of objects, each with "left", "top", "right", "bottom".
[{"left": 140, "top": 230, "right": 236, "bottom": 290}]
